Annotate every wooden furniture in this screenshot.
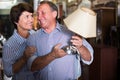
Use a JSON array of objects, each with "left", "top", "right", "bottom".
[
  {"left": 89, "top": 45, "right": 117, "bottom": 80},
  {"left": 93, "top": 7, "right": 116, "bottom": 45}
]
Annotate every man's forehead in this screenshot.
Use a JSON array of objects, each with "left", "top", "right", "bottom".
[
  {"left": 37, "top": 4, "right": 51, "bottom": 11},
  {"left": 39, "top": 3, "right": 50, "bottom": 9}
]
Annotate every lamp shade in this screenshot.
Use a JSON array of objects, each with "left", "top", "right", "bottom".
[{"left": 63, "top": 7, "right": 96, "bottom": 38}]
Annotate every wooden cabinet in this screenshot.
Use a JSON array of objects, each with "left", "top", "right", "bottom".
[
  {"left": 89, "top": 45, "right": 117, "bottom": 80},
  {"left": 93, "top": 7, "right": 116, "bottom": 45}
]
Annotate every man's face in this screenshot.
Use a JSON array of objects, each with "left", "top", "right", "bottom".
[{"left": 37, "top": 4, "right": 56, "bottom": 29}]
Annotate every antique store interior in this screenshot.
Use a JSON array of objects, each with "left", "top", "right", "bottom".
[{"left": 0, "top": 0, "right": 120, "bottom": 80}]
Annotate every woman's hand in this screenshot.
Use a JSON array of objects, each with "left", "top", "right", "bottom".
[{"left": 23, "top": 46, "right": 36, "bottom": 60}]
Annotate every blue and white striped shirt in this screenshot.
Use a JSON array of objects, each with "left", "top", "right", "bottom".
[
  {"left": 2, "top": 29, "right": 35, "bottom": 80},
  {"left": 27, "top": 22, "right": 94, "bottom": 80}
]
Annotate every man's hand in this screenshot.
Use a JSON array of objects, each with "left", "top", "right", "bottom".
[
  {"left": 50, "top": 43, "right": 67, "bottom": 58},
  {"left": 70, "top": 35, "right": 83, "bottom": 49}
]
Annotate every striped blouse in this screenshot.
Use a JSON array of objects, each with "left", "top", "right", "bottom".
[{"left": 2, "top": 29, "right": 35, "bottom": 80}]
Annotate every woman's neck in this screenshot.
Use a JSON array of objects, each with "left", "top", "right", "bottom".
[{"left": 17, "top": 30, "right": 30, "bottom": 38}]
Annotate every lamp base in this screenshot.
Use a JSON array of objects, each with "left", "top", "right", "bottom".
[{"left": 62, "top": 45, "right": 78, "bottom": 55}]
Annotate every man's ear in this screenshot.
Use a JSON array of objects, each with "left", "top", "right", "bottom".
[{"left": 52, "top": 11, "right": 57, "bottom": 18}]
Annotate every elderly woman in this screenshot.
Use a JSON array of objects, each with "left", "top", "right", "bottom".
[{"left": 2, "top": 2, "right": 36, "bottom": 80}]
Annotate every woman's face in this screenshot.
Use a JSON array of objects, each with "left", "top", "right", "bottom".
[{"left": 16, "top": 11, "right": 33, "bottom": 31}]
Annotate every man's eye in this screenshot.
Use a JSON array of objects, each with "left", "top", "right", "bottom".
[{"left": 42, "top": 11, "right": 46, "bottom": 15}]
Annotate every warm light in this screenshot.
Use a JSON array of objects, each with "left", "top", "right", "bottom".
[
  {"left": 64, "top": 7, "right": 96, "bottom": 38},
  {"left": 33, "top": 13, "right": 38, "bottom": 30}
]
